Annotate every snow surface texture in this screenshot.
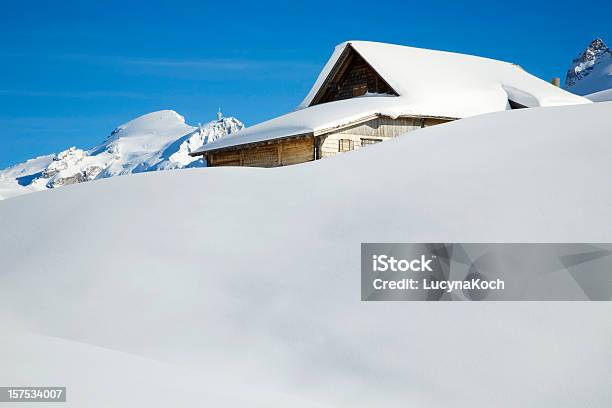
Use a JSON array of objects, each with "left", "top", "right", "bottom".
[
  {"left": 1, "top": 102, "right": 612, "bottom": 407},
  {"left": 0, "top": 110, "right": 244, "bottom": 200},
  {"left": 196, "top": 41, "right": 589, "bottom": 155},
  {"left": 565, "top": 38, "right": 612, "bottom": 96},
  {"left": 586, "top": 88, "right": 612, "bottom": 102}
]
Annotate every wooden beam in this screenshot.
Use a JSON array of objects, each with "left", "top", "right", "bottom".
[
  {"left": 196, "top": 133, "right": 313, "bottom": 156},
  {"left": 277, "top": 142, "right": 282, "bottom": 166},
  {"left": 310, "top": 45, "right": 353, "bottom": 106}
]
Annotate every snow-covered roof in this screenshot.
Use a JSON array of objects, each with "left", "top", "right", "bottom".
[
  {"left": 300, "top": 41, "right": 590, "bottom": 110},
  {"left": 193, "top": 41, "right": 590, "bottom": 155},
  {"left": 192, "top": 96, "right": 445, "bottom": 154}
]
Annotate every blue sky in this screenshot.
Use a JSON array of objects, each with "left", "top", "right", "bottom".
[{"left": 0, "top": 0, "right": 610, "bottom": 168}]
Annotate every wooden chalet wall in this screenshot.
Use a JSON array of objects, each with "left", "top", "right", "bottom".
[
  {"left": 313, "top": 47, "right": 397, "bottom": 105},
  {"left": 317, "top": 116, "right": 451, "bottom": 159},
  {"left": 206, "top": 116, "right": 453, "bottom": 168},
  {"left": 207, "top": 137, "right": 315, "bottom": 168}
]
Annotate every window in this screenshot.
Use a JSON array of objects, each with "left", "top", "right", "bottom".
[
  {"left": 361, "top": 138, "right": 382, "bottom": 147},
  {"left": 339, "top": 139, "right": 354, "bottom": 152}
]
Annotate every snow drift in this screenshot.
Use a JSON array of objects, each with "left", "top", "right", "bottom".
[
  {"left": 585, "top": 88, "right": 612, "bottom": 102},
  {"left": 0, "top": 110, "right": 244, "bottom": 200},
  {"left": 1, "top": 103, "right": 611, "bottom": 407}
]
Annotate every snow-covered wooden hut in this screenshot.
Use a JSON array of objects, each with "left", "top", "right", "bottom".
[{"left": 191, "top": 41, "right": 589, "bottom": 168}]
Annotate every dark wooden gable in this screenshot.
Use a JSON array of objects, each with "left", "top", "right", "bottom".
[
  {"left": 310, "top": 44, "right": 398, "bottom": 106},
  {"left": 508, "top": 99, "right": 527, "bottom": 109}
]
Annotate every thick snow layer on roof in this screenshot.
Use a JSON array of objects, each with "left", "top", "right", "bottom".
[
  {"left": 1, "top": 103, "right": 612, "bottom": 407},
  {"left": 193, "top": 96, "right": 438, "bottom": 153},
  {"left": 301, "top": 41, "right": 589, "bottom": 111},
  {"left": 195, "top": 41, "right": 589, "bottom": 154}
]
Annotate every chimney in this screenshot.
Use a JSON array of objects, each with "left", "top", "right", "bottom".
[{"left": 551, "top": 77, "right": 560, "bottom": 87}]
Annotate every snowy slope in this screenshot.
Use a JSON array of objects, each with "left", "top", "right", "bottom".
[
  {"left": 585, "top": 88, "right": 612, "bottom": 102},
  {"left": 0, "top": 110, "right": 244, "bottom": 200},
  {"left": 565, "top": 38, "right": 612, "bottom": 96},
  {"left": 0, "top": 154, "right": 54, "bottom": 200},
  {"left": 1, "top": 103, "right": 612, "bottom": 407}
]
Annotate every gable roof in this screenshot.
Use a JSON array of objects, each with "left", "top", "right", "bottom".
[
  {"left": 309, "top": 43, "right": 399, "bottom": 105},
  {"left": 192, "top": 41, "right": 590, "bottom": 156},
  {"left": 299, "top": 41, "right": 590, "bottom": 111}
]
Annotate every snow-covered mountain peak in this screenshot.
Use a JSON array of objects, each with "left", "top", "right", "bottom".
[
  {"left": 109, "top": 110, "right": 190, "bottom": 141},
  {"left": 565, "top": 38, "right": 612, "bottom": 96},
  {"left": 584, "top": 38, "right": 607, "bottom": 55},
  {"left": 0, "top": 110, "right": 245, "bottom": 200}
]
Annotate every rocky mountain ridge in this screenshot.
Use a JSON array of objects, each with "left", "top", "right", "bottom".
[{"left": 0, "top": 110, "right": 244, "bottom": 199}]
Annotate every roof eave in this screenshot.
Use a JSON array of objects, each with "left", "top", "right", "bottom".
[
  {"left": 189, "top": 112, "right": 458, "bottom": 157},
  {"left": 189, "top": 132, "right": 315, "bottom": 156}
]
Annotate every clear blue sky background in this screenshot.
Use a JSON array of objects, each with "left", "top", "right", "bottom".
[{"left": 1, "top": 0, "right": 610, "bottom": 168}]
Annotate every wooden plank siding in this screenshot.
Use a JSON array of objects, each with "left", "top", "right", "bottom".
[
  {"left": 313, "top": 46, "right": 397, "bottom": 105},
  {"left": 206, "top": 116, "right": 453, "bottom": 167},
  {"left": 318, "top": 116, "right": 431, "bottom": 159},
  {"left": 423, "top": 118, "right": 450, "bottom": 127},
  {"left": 280, "top": 137, "right": 315, "bottom": 166},
  {"left": 208, "top": 150, "right": 241, "bottom": 167},
  {"left": 208, "top": 137, "right": 315, "bottom": 168}
]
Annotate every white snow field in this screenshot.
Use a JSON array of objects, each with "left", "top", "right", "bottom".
[
  {"left": 586, "top": 88, "right": 612, "bottom": 102},
  {"left": 1, "top": 102, "right": 612, "bottom": 407},
  {"left": 0, "top": 110, "right": 243, "bottom": 200}
]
